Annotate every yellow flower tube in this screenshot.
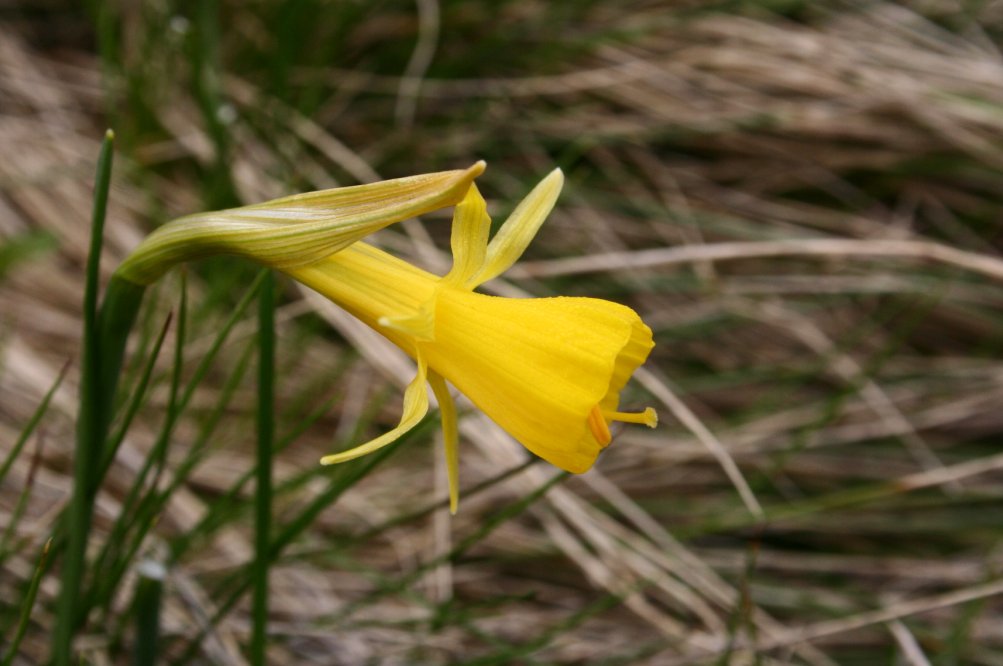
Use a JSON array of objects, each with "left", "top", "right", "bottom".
[{"left": 288, "top": 170, "right": 656, "bottom": 513}]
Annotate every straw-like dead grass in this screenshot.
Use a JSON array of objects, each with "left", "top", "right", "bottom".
[{"left": 3, "top": 1, "right": 1003, "bottom": 663}]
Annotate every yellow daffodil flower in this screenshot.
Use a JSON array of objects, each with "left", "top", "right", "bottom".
[
  {"left": 287, "top": 169, "right": 657, "bottom": 513},
  {"left": 113, "top": 161, "right": 655, "bottom": 514}
]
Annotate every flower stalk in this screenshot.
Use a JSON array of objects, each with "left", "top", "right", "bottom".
[{"left": 251, "top": 271, "right": 275, "bottom": 664}]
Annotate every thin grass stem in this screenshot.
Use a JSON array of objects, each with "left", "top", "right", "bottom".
[
  {"left": 88, "top": 280, "right": 185, "bottom": 617},
  {"left": 164, "top": 340, "right": 257, "bottom": 561},
  {"left": 351, "top": 458, "right": 539, "bottom": 545},
  {"left": 52, "top": 130, "right": 115, "bottom": 666},
  {"left": 0, "top": 436, "right": 46, "bottom": 562},
  {"left": 1, "top": 539, "right": 52, "bottom": 666},
  {"left": 327, "top": 470, "right": 570, "bottom": 624},
  {"left": 171, "top": 438, "right": 409, "bottom": 666},
  {"left": 0, "top": 359, "right": 68, "bottom": 489},
  {"left": 130, "top": 560, "right": 165, "bottom": 666},
  {"left": 251, "top": 270, "right": 275, "bottom": 663},
  {"left": 100, "top": 312, "right": 173, "bottom": 479}
]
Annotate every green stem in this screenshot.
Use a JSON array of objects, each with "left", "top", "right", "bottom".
[
  {"left": 87, "top": 282, "right": 184, "bottom": 619},
  {"left": 100, "top": 312, "right": 173, "bottom": 480},
  {"left": 130, "top": 560, "right": 165, "bottom": 666},
  {"left": 2, "top": 539, "right": 51, "bottom": 666},
  {"left": 52, "top": 130, "right": 116, "bottom": 666},
  {"left": 250, "top": 271, "right": 275, "bottom": 663},
  {"left": 95, "top": 275, "right": 148, "bottom": 449},
  {"left": 0, "top": 360, "right": 69, "bottom": 489},
  {"left": 172, "top": 438, "right": 408, "bottom": 666}
]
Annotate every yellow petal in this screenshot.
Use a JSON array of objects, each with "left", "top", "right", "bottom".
[
  {"left": 297, "top": 242, "right": 655, "bottom": 476},
  {"left": 424, "top": 287, "right": 654, "bottom": 473},
  {"left": 429, "top": 371, "right": 460, "bottom": 514},
  {"left": 470, "top": 168, "right": 563, "bottom": 287},
  {"left": 290, "top": 242, "right": 437, "bottom": 340},
  {"left": 443, "top": 184, "right": 490, "bottom": 289},
  {"left": 117, "top": 162, "right": 486, "bottom": 285},
  {"left": 320, "top": 356, "right": 430, "bottom": 465},
  {"left": 379, "top": 289, "right": 438, "bottom": 342}
]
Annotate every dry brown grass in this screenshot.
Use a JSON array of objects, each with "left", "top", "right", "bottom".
[{"left": 3, "top": 1, "right": 1003, "bottom": 664}]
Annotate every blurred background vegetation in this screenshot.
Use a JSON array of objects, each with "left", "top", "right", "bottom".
[{"left": 3, "top": 0, "right": 1003, "bottom": 663}]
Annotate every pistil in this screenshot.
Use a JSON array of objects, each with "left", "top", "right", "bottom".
[{"left": 605, "top": 407, "right": 658, "bottom": 428}]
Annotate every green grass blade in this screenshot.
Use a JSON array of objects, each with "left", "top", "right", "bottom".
[
  {"left": 328, "top": 470, "right": 570, "bottom": 624},
  {"left": 170, "top": 437, "right": 410, "bottom": 666},
  {"left": 461, "top": 590, "right": 624, "bottom": 666},
  {"left": 89, "top": 278, "right": 186, "bottom": 617},
  {"left": 98, "top": 269, "right": 263, "bottom": 583},
  {"left": 162, "top": 339, "right": 257, "bottom": 561},
  {"left": 178, "top": 270, "right": 267, "bottom": 411},
  {"left": 251, "top": 271, "right": 276, "bottom": 663},
  {"left": 1, "top": 539, "right": 52, "bottom": 666},
  {"left": 0, "top": 436, "right": 45, "bottom": 562},
  {"left": 169, "top": 369, "right": 383, "bottom": 564},
  {"left": 190, "top": 0, "right": 238, "bottom": 208},
  {"left": 351, "top": 458, "right": 540, "bottom": 546},
  {"left": 269, "top": 426, "right": 428, "bottom": 559},
  {"left": 52, "top": 129, "right": 115, "bottom": 666},
  {"left": 100, "top": 312, "right": 173, "bottom": 478},
  {"left": 130, "top": 560, "right": 165, "bottom": 666},
  {"left": 94, "top": 275, "right": 147, "bottom": 463},
  {"left": 0, "top": 359, "right": 68, "bottom": 489}
]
